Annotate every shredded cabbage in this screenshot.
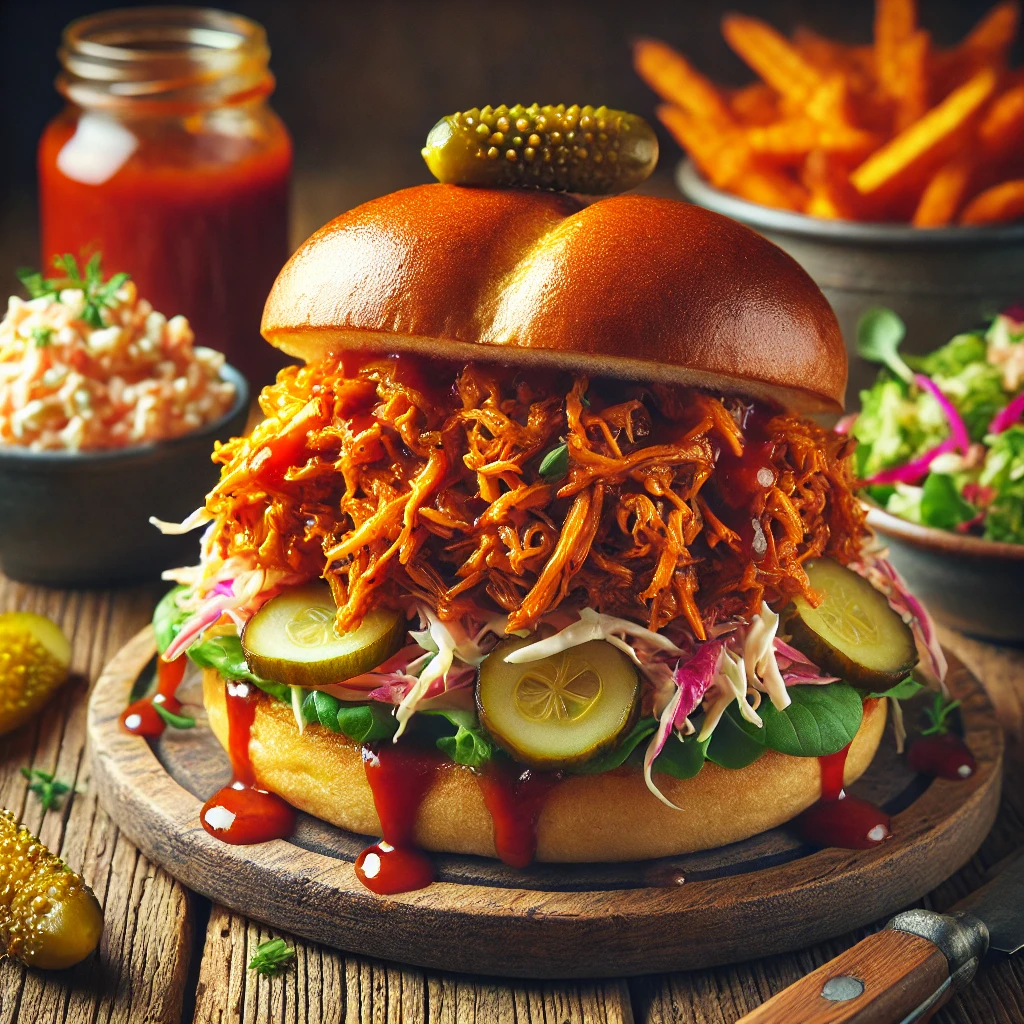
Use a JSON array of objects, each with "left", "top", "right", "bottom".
[{"left": 504, "top": 607, "right": 684, "bottom": 667}]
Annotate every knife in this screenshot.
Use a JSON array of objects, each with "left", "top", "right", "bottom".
[{"left": 735, "top": 854, "right": 1024, "bottom": 1024}]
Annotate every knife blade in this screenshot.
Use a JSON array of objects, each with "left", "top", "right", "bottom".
[{"left": 734, "top": 853, "right": 1024, "bottom": 1024}]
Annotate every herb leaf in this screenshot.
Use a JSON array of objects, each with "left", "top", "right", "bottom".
[
  {"left": 154, "top": 703, "right": 196, "bottom": 730},
  {"left": 922, "top": 693, "right": 960, "bottom": 737},
  {"left": 301, "top": 690, "right": 397, "bottom": 743},
  {"left": 653, "top": 733, "right": 709, "bottom": 780},
  {"left": 15, "top": 252, "right": 129, "bottom": 329},
  {"left": 20, "top": 767, "right": 72, "bottom": 811},
  {"left": 857, "top": 307, "right": 914, "bottom": 385},
  {"left": 249, "top": 937, "right": 295, "bottom": 976},
  {"left": 538, "top": 443, "right": 569, "bottom": 482},
  {"left": 867, "top": 677, "right": 924, "bottom": 701},
  {"left": 757, "top": 683, "right": 864, "bottom": 757},
  {"left": 706, "top": 702, "right": 767, "bottom": 769}
]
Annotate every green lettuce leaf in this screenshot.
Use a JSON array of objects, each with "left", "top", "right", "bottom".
[
  {"left": 919, "top": 472, "right": 976, "bottom": 530},
  {"left": 706, "top": 702, "right": 766, "bottom": 769},
  {"left": 653, "top": 733, "right": 710, "bottom": 780},
  {"left": 981, "top": 425, "right": 1024, "bottom": 543},
  {"left": 757, "top": 683, "right": 864, "bottom": 757},
  {"left": 569, "top": 720, "right": 657, "bottom": 774},
  {"left": 425, "top": 709, "right": 493, "bottom": 767},
  {"left": 301, "top": 689, "right": 397, "bottom": 743},
  {"left": 153, "top": 586, "right": 190, "bottom": 654}
]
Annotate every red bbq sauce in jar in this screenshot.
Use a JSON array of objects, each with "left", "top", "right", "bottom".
[{"left": 38, "top": 7, "right": 291, "bottom": 387}]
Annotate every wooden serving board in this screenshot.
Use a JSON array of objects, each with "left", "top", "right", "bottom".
[{"left": 87, "top": 627, "right": 1003, "bottom": 979}]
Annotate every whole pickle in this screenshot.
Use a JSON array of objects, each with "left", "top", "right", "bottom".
[
  {"left": 422, "top": 103, "right": 658, "bottom": 194},
  {"left": 0, "top": 808, "right": 103, "bottom": 969}
]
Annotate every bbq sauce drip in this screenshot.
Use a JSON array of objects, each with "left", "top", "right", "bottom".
[
  {"left": 476, "top": 764, "right": 560, "bottom": 869},
  {"left": 709, "top": 405, "right": 777, "bottom": 559},
  {"left": 794, "top": 742, "right": 892, "bottom": 850},
  {"left": 907, "top": 733, "right": 976, "bottom": 780},
  {"left": 355, "top": 744, "right": 439, "bottom": 895},
  {"left": 120, "top": 655, "right": 186, "bottom": 737},
  {"left": 200, "top": 681, "right": 296, "bottom": 845}
]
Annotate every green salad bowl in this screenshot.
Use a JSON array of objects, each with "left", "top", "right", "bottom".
[
  {"left": 0, "top": 364, "right": 248, "bottom": 588},
  {"left": 865, "top": 504, "right": 1024, "bottom": 644}
]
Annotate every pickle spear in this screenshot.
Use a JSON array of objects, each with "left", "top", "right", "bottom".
[
  {"left": 785, "top": 559, "right": 918, "bottom": 689},
  {"left": 242, "top": 583, "right": 405, "bottom": 688},
  {"left": 476, "top": 638, "right": 640, "bottom": 768},
  {"left": 422, "top": 104, "right": 658, "bottom": 194},
  {"left": 1, "top": 808, "right": 103, "bottom": 969}
]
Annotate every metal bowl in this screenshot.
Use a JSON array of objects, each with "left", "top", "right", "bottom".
[
  {"left": 865, "top": 504, "right": 1024, "bottom": 643},
  {"left": 0, "top": 365, "right": 249, "bottom": 587},
  {"left": 676, "top": 160, "right": 1024, "bottom": 404}
]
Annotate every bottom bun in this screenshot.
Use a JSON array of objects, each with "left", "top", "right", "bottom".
[{"left": 202, "top": 670, "right": 887, "bottom": 863}]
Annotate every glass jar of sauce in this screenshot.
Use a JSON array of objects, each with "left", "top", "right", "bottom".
[{"left": 39, "top": 7, "right": 292, "bottom": 386}]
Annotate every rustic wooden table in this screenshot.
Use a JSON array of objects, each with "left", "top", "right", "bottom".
[{"left": 1, "top": 575, "right": 1022, "bottom": 1024}]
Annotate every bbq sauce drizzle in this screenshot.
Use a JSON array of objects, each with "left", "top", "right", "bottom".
[
  {"left": 199, "top": 681, "right": 296, "bottom": 845},
  {"left": 119, "top": 655, "right": 187, "bottom": 737}
]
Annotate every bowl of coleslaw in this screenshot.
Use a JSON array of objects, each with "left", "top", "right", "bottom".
[
  {"left": 851, "top": 306, "right": 1024, "bottom": 642},
  {"left": 0, "top": 257, "right": 249, "bottom": 586}
]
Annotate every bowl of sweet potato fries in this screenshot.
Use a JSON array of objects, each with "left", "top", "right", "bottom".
[{"left": 636, "top": 0, "right": 1024, "bottom": 398}]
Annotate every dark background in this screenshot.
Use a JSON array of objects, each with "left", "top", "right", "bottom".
[{"left": 1, "top": 0, "right": 1018, "bottom": 262}]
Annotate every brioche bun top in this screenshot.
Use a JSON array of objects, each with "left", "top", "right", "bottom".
[{"left": 262, "top": 184, "right": 847, "bottom": 412}]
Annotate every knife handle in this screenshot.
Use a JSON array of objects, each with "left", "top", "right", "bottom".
[{"left": 734, "top": 910, "right": 988, "bottom": 1024}]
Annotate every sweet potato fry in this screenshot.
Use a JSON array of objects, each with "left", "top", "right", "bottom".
[
  {"left": 893, "top": 31, "right": 931, "bottom": 130},
  {"left": 803, "top": 149, "right": 859, "bottom": 218},
  {"left": 729, "top": 166, "right": 809, "bottom": 212},
  {"left": 729, "top": 82, "right": 779, "bottom": 125},
  {"left": 875, "top": 0, "right": 918, "bottom": 98},
  {"left": 747, "top": 118, "right": 878, "bottom": 164},
  {"left": 962, "top": 0, "right": 1020, "bottom": 62},
  {"left": 792, "top": 25, "right": 848, "bottom": 72},
  {"left": 633, "top": 39, "right": 733, "bottom": 125},
  {"left": 656, "top": 105, "right": 748, "bottom": 187},
  {"left": 722, "top": 14, "right": 824, "bottom": 104},
  {"left": 960, "top": 177, "right": 1024, "bottom": 223},
  {"left": 912, "top": 152, "right": 976, "bottom": 225},
  {"left": 850, "top": 67, "right": 997, "bottom": 196},
  {"left": 980, "top": 82, "right": 1024, "bottom": 157},
  {"left": 931, "top": 2, "right": 1020, "bottom": 96}
]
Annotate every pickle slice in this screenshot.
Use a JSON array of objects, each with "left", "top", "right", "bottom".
[
  {"left": 422, "top": 104, "right": 658, "bottom": 194},
  {"left": 241, "top": 583, "right": 405, "bottom": 688},
  {"left": 785, "top": 559, "right": 918, "bottom": 689},
  {"left": 476, "top": 638, "right": 640, "bottom": 768}
]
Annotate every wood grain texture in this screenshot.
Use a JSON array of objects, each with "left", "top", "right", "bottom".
[
  {"left": 0, "top": 578, "right": 194, "bottom": 1024},
  {"left": 89, "top": 629, "right": 1002, "bottom": 980},
  {"left": 733, "top": 930, "right": 948, "bottom": 1023},
  {"left": 192, "top": 905, "right": 634, "bottom": 1024}
]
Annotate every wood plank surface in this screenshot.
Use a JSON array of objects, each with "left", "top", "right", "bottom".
[
  {"left": 0, "top": 578, "right": 193, "bottom": 1024},
  {"left": 3, "top": 578, "right": 1024, "bottom": 1024}
]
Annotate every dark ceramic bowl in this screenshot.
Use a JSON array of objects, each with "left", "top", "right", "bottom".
[
  {"left": 0, "top": 365, "right": 248, "bottom": 587},
  {"left": 865, "top": 504, "right": 1024, "bottom": 643},
  {"left": 676, "top": 160, "right": 1024, "bottom": 404}
]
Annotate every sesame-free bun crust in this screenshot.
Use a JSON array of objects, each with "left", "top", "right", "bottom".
[
  {"left": 261, "top": 185, "right": 847, "bottom": 413},
  {"left": 203, "top": 670, "right": 886, "bottom": 862}
]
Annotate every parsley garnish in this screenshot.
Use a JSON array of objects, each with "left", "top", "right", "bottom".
[
  {"left": 538, "top": 441, "right": 569, "bottom": 482},
  {"left": 30, "top": 326, "right": 54, "bottom": 348},
  {"left": 20, "top": 767, "right": 71, "bottom": 811},
  {"left": 16, "top": 253, "right": 129, "bottom": 329},
  {"left": 921, "top": 693, "right": 960, "bottom": 737},
  {"left": 249, "top": 937, "right": 296, "bottom": 976},
  {"left": 154, "top": 703, "right": 196, "bottom": 730}
]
